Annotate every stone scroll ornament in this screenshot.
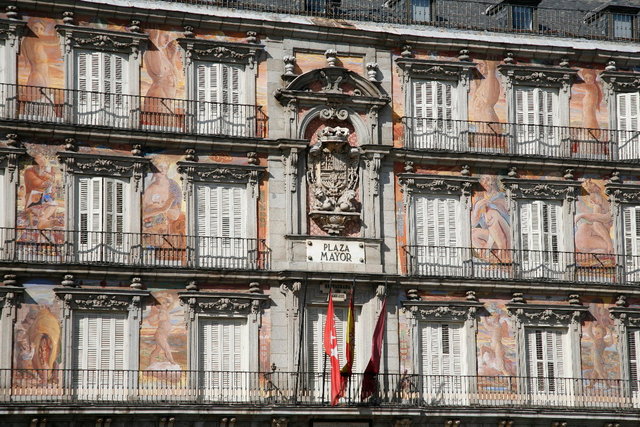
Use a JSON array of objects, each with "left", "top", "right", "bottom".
[{"left": 306, "top": 127, "right": 361, "bottom": 235}]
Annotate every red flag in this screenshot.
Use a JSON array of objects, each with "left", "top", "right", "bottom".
[
  {"left": 360, "top": 297, "right": 387, "bottom": 400},
  {"left": 323, "top": 293, "right": 341, "bottom": 406},
  {"left": 339, "top": 289, "right": 355, "bottom": 397}
]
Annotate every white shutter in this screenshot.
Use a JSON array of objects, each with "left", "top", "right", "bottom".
[
  {"left": 618, "top": 92, "right": 640, "bottom": 131},
  {"left": 516, "top": 87, "right": 556, "bottom": 126},
  {"left": 527, "top": 328, "right": 566, "bottom": 381},
  {"left": 200, "top": 317, "right": 246, "bottom": 372},
  {"left": 414, "top": 195, "right": 459, "bottom": 248},
  {"left": 520, "top": 200, "right": 562, "bottom": 254},
  {"left": 421, "top": 322, "right": 463, "bottom": 376},
  {"left": 73, "top": 312, "right": 127, "bottom": 376},
  {"left": 623, "top": 206, "right": 640, "bottom": 257},
  {"left": 0, "top": 41, "right": 5, "bottom": 84},
  {"left": 629, "top": 329, "right": 640, "bottom": 391},
  {"left": 196, "top": 183, "right": 246, "bottom": 239}
]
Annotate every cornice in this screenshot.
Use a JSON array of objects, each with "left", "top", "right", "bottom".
[
  {"left": 501, "top": 177, "right": 582, "bottom": 200},
  {"left": 506, "top": 302, "right": 588, "bottom": 325},
  {"left": 176, "top": 37, "right": 263, "bottom": 68},
  {"left": 56, "top": 24, "right": 148, "bottom": 57},
  {"left": 57, "top": 151, "right": 150, "bottom": 190},
  {"left": 176, "top": 161, "right": 265, "bottom": 183},
  {"left": 54, "top": 287, "right": 149, "bottom": 318}
]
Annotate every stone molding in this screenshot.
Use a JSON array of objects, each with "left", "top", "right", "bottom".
[
  {"left": 58, "top": 151, "right": 150, "bottom": 191},
  {"left": 605, "top": 182, "right": 640, "bottom": 204},
  {"left": 0, "top": 146, "right": 26, "bottom": 183},
  {"left": 178, "top": 291, "right": 269, "bottom": 320},
  {"left": 402, "top": 300, "right": 483, "bottom": 322},
  {"left": 54, "top": 287, "right": 148, "bottom": 321},
  {"left": 399, "top": 173, "right": 479, "bottom": 198},
  {"left": 396, "top": 57, "right": 478, "bottom": 85},
  {"left": 56, "top": 24, "right": 148, "bottom": 58},
  {"left": 177, "top": 161, "right": 264, "bottom": 199},
  {"left": 498, "top": 64, "right": 580, "bottom": 90},
  {"left": 506, "top": 303, "right": 588, "bottom": 327},
  {"left": 600, "top": 70, "right": 640, "bottom": 92},
  {"left": 176, "top": 38, "right": 263, "bottom": 69},
  {"left": 502, "top": 177, "right": 582, "bottom": 201}
]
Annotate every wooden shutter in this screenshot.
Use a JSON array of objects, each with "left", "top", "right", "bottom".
[
  {"left": 414, "top": 195, "right": 459, "bottom": 247},
  {"left": 527, "top": 328, "right": 565, "bottom": 380},
  {"left": 196, "top": 183, "right": 246, "bottom": 238},
  {"left": 618, "top": 92, "right": 640, "bottom": 132},
  {"left": 200, "top": 317, "right": 246, "bottom": 372},
  {"left": 78, "top": 177, "right": 127, "bottom": 233},
  {"left": 520, "top": 200, "right": 562, "bottom": 253},
  {"left": 629, "top": 329, "right": 640, "bottom": 391},
  {"left": 516, "top": 87, "right": 556, "bottom": 126},
  {"left": 73, "top": 312, "right": 127, "bottom": 371},
  {"left": 413, "top": 80, "right": 453, "bottom": 121},
  {"left": 421, "top": 322, "right": 463, "bottom": 376},
  {"left": 196, "top": 62, "right": 242, "bottom": 104}
]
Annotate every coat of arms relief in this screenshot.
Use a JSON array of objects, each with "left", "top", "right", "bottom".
[{"left": 307, "top": 127, "right": 361, "bottom": 235}]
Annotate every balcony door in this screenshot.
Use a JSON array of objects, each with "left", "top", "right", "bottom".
[
  {"left": 617, "top": 92, "right": 639, "bottom": 160},
  {"left": 72, "top": 312, "right": 127, "bottom": 401},
  {"left": 75, "top": 50, "right": 129, "bottom": 128},
  {"left": 76, "top": 176, "right": 129, "bottom": 264},
  {"left": 412, "top": 79, "right": 455, "bottom": 150},
  {"left": 519, "top": 200, "right": 564, "bottom": 279},
  {"left": 514, "top": 87, "right": 560, "bottom": 156},
  {"left": 413, "top": 195, "right": 462, "bottom": 275},
  {"left": 628, "top": 329, "right": 640, "bottom": 407},
  {"left": 526, "top": 328, "right": 571, "bottom": 405},
  {"left": 198, "top": 317, "right": 248, "bottom": 402},
  {"left": 623, "top": 206, "right": 640, "bottom": 281},
  {"left": 195, "top": 183, "right": 247, "bottom": 269},
  {"left": 420, "top": 322, "right": 467, "bottom": 404},
  {"left": 195, "top": 62, "right": 246, "bottom": 136}
]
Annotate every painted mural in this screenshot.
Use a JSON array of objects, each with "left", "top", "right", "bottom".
[
  {"left": 575, "top": 179, "right": 615, "bottom": 259},
  {"left": 471, "top": 175, "right": 511, "bottom": 260},
  {"left": 143, "top": 154, "right": 186, "bottom": 237},
  {"left": 477, "top": 301, "right": 516, "bottom": 377},
  {"left": 469, "top": 59, "right": 507, "bottom": 124},
  {"left": 140, "top": 289, "right": 187, "bottom": 374},
  {"left": 582, "top": 301, "right": 619, "bottom": 381},
  {"left": 18, "top": 17, "right": 63, "bottom": 89},
  {"left": 13, "top": 280, "right": 62, "bottom": 385}
]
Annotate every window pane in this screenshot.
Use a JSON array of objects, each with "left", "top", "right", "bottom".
[
  {"left": 412, "top": 0, "right": 431, "bottom": 22},
  {"left": 614, "top": 14, "right": 633, "bottom": 39},
  {"left": 513, "top": 6, "right": 533, "bottom": 30}
]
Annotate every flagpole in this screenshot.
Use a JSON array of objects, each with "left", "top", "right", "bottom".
[
  {"left": 321, "top": 278, "right": 332, "bottom": 404},
  {"left": 293, "top": 275, "right": 308, "bottom": 402}
]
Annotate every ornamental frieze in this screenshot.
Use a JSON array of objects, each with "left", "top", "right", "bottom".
[
  {"left": 399, "top": 174, "right": 479, "bottom": 199},
  {"left": 396, "top": 58, "right": 478, "bottom": 86},
  {"left": 54, "top": 288, "right": 148, "bottom": 320},
  {"left": 58, "top": 152, "right": 150, "bottom": 191},
  {"left": 502, "top": 178, "right": 582, "bottom": 200},
  {"left": 179, "top": 292, "right": 269, "bottom": 321},
  {"left": 506, "top": 303, "right": 587, "bottom": 326},
  {"left": 56, "top": 24, "right": 149, "bottom": 57},
  {"left": 176, "top": 38, "right": 263, "bottom": 68},
  {"left": 402, "top": 300, "right": 483, "bottom": 321},
  {"left": 498, "top": 64, "right": 579, "bottom": 89},
  {"left": 600, "top": 70, "right": 640, "bottom": 92},
  {"left": 605, "top": 182, "right": 640, "bottom": 204},
  {"left": 306, "top": 127, "right": 361, "bottom": 235}
]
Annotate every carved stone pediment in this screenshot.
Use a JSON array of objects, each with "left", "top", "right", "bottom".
[
  {"left": 399, "top": 173, "right": 479, "bottom": 197},
  {"left": 502, "top": 178, "right": 581, "bottom": 200},
  {"left": 177, "top": 161, "right": 264, "bottom": 198},
  {"left": 56, "top": 24, "right": 148, "bottom": 57},
  {"left": 178, "top": 291, "right": 269, "bottom": 320},
  {"left": 507, "top": 303, "right": 587, "bottom": 325},
  {"left": 600, "top": 70, "right": 640, "bottom": 92},
  {"left": 58, "top": 151, "right": 150, "bottom": 190},
  {"left": 498, "top": 64, "right": 580, "bottom": 89},
  {"left": 0, "top": 18, "right": 26, "bottom": 47},
  {"left": 402, "top": 300, "right": 483, "bottom": 321},
  {"left": 275, "top": 67, "right": 390, "bottom": 110},
  {"left": 177, "top": 38, "right": 263, "bottom": 68},
  {"left": 307, "top": 127, "right": 361, "bottom": 235},
  {"left": 610, "top": 306, "right": 640, "bottom": 327},
  {"left": 605, "top": 182, "right": 640, "bottom": 204},
  {"left": 396, "top": 58, "right": 479, "bottom": 82},
  {"left": 54, "top": 288, "right": 148, "bottom": 319}
]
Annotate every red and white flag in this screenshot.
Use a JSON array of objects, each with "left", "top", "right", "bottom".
[{"left": 323, "top": 293, "right": 341, "bottom": 406}]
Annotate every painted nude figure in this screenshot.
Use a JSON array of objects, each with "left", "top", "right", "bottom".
[
  {"left": 148, "top": 295, "right": 177, "bottom": 365},
  {"left": 575, "top": 180, "right": 614, "bottom": 255},
  {"left": 471, "top": 175, "right": 511, "bottom": 260},
  {"left": 142, "top": 30, "right": 180, "bottom": 128}
]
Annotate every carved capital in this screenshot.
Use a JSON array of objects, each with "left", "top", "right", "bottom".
[
  {"left": 0, "top": 146, "right": 27, "bottom": 183},
  {"left": 0, "top": 18, "right": 26, "bottom": 47}
]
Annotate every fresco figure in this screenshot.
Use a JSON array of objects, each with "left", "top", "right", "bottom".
[
  {"left": 143, "top": 161, "right": 184, "bottom": 235},
  {"left": 583, "top": 304, "right": 617, "bottom": 385},
  {"left": 148, "top": 295, "right": 177, "bottom": 365},
  {"left": 581, "top": 69, "right": 603, "bottom": 133},
  {"left": 15, "top": 306, "right": 61, "bottom": 384},
  {"left": 472, "top": 175, "right": 511, "bottom": 259},
  {"left": 575, "top": 180, "right": 614, "bottom": 255},
  {"left": 142, "top": 30, "right": 180, "bottom": 128},
  {"left": 471, "top": 61, "right": 501, "bottom": 123},
  {"left": 478, "top": 313, "right": 515, "bottom": 376},
  {"left": 21, "top": 154, "right": 62, "bottom": 230}
]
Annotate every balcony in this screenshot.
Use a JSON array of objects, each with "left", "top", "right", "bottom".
[
  {"left": 402, "top": 117, "right": 640, "bottom": 162},
  {"left": 0, "top": 228, "right": 270, "bottom": 270},
  {"left": 0, "top": 84, "right": 267, "bottom": 138},
  {"left": 0, "top": 369, "right": 637, "bottom": 411},
  {"left": 403, "top": 245, "right": 640, "bottom": 285},
  {"left": 137, "top": 0, "right": 639, "bottom": 43}
]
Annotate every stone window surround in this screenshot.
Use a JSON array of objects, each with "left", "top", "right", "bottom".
[
  {"left": 56, "top": 24, "right": 149, "bottom": 95},
  {"left": 402, "top": 299, "right": 484, "bottom": 377},
  {"left": 58, "top": 151, "right": 150, "bottom": 234},
  {"left": 178, "top": 291, "right": 268, "bottom": 372},
  {"left": 176, "top": 37, "right": 263, "bottom": 108},
  {"left": 176, "top": 160, "right": 265, "bottom": 240},
  {"left": 0, "top": 18, "right": 26, "bottom": 85},
  {"left": 54, "top": 287, "right": 149, "bottom": 372},
  {"left": 396, "top": 57, "right": 478, "bottom": 123},
  {"left": 600, "top": 70, "right": 640, "bottom": 131},
  {"left": 399, "top": 173, "right": 479, "bottom": 248},
  {"left": 506, "top": 301, "right": 588, "bottom": 379},
  {"left": 502, "top": 177, "right": 582, "bottom": 255},
  {"left": 498, "top": 64, "right": 580, "bottom": 128}
]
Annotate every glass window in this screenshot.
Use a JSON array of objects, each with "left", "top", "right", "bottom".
[
  {"left": 412, "top": 0, "right": 431, "bottom": 22},
  {"left": 613, "top": 13, "right": 634, "bottom": 39},
  {"left": 512, "top": 5, "right": 533, "bottom": 30}
]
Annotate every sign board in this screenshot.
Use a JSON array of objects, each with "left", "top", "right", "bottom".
[{"left": 306, "top": 239, "right": 365, "bottom": 264}]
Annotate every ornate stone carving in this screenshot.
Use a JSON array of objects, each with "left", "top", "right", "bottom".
[
  {"left": 507, "top": 303, "right": 587, "bottom": 327},
  {"left": 606, "top": 182, "right": 640, "bottom": 204},
  {"left": 272, "top": 418, "right": 289, "bottom": 427},
  {"left": 319, "top": 105, "right": 349, "bottom": 121},
  {"left": 366, "top": 62, "right": 379, "bottom": 82},
  {"left": 502, "top": 178, "right": 581, "bottom": 201},
  {"left": 396, "top": 58, "right": 478, "bottom": 90},
  {"left": 56, "top": 25, "right": 148, "bottom": 58},
  {"left": 58, "top": 152, "right": 150, "bottom": 192},
  {"left": 403, "top": 300, "right": 483, "bottom": 322},
  {"left": 307, "top": 127, "right": 361, "bottom": 234},
  {"left": 0, "top": 146, "right": 26, "bottom": 183},
  {"left": 283, "top": 55, "right": 297, "bottom": 77},
  {"left": 177, "top": 38, "right": 263, "bottom": 69},
  {"left": 177, "top": 161, "right": 264, "bottom": 199},
  {"left": 55, "top": 288, "right": 147, "bottom": 321},
  {"left": 498, "top": 64, "right": 579, "bottom": 91},
  {"left": 600, "top": 70, "right": 640, "bottom": 92},
  {"left": 399, "top": 174, "right": 479, "bottom": 206},
  {"left": 325, "top": 49, "right": 338, "bottom": 67},
  {"left": 179, "top": 292, "right": 269, "bottom": 321},
  {"left": 0, "top": 18, "right": 26, "bottom": 47}
]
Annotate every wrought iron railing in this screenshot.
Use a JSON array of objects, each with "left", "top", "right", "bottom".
[
  {"left": 402, "top": 117, "right": 640, "bottom": 162},
  {"left": 0, "top": 84, "right": 268, "bottom": 138},
  {"left": 0, "top": 228, "right": 270, "bottom": 270},
  {"left": 0, "top": 369, "right": 637, "bottom": 409},
  {"left": 138, "top": 0, "right": 639, "bottom": 43},
  {"left": 403, "top": 245, "right": 640, "bottom": 285}
]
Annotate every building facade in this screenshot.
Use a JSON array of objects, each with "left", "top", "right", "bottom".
[{"left": 0, "top": 0, "right": 639, "bottom": 425}]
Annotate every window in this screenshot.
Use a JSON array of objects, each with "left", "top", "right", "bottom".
[
  {"left": 612, "top": 13, "right": 634, "bottom": 39},
  {"left": 412, "top": 79, "right": 454, "bottom": 149},
  {"left": 72, "top": 312, "right": 127, "bottom": 400},
  {"left": 514, "top": 87, "right": 559, "bottom": 156},
  {"left": 623, "top": 206, "right": 640, "bottom": 280},
  {"left": 512, "top": 5, "right": 533, "bottom": 30},
  {"left": 195, "top": 183, "right": 247, "bottom": 268},
  {"left": 412, "top": 0, "right": 431, "bottom": 22},
  {"left": 75, "top": 50, "right": 129, "bottom": 127},
  {"left": 413, "top": 194, "right": 461, "bottom": 274},
  {"left": 77, "top": 176, "right": 128, "bottom": 262},
  {"left": 195, "top": 62, "right": 245, "bottom": 136},
  {"left": 199, "top": 317, "right": 248, "bottom": 400},
  {"left": 420, "top": 322, "right": 465, "bottom": 398},
  {"left": 526, "top": 328, "right": 568, "bottom": 396},
  {"left": 617, "top": 92, "right": 639, "bottom": 160},
  {"left": 0, "top": 39, "right": 6, "bottom": 116},
  {"left": 519, "top": 200, "right": 564, "bottom": 277},
  {"left": 629, "top": 329, "right": 640, "bottom": 394}
]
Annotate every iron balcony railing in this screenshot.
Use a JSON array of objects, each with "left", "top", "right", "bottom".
[
  {"left": 141, "top": 0, "right": 639, "bottom": 43},
  {"left": 402, "top": 117, "right": 640, "bottom": 162},
  {"left": 0, "top": 84, "right": 268, "bottom": 138},
  {"left": 403, "top": 245, "right": 640, "bottom": 285},
  {"left": 0, "top": 228, "right": 270, "bottom": 270},
  {"left": 1, "top": 369, "right": 638, "bottom": 410}
]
